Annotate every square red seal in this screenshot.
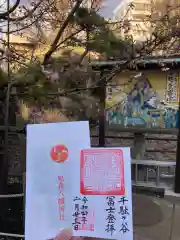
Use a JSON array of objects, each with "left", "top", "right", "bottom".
[{"left": 80, "top": 149, "right": 125, "bottom": 195}]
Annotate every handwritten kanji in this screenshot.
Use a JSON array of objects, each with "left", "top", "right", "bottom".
[
  {"left": 120, "top": 222, "right": 129, "bottom": 234},
  {"left": 105, "top": 224, "right": 116, "bottom": 236}
]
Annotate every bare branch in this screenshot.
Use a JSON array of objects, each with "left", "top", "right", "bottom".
[
  {"left": 0, "top": 0, "right": 20, "bottom": 19},
  {"left": 3, "top": 0, "right": 42, "bottom": 22},
  {"left": 43, "top": 0, "right": 84, "bottom": 65}
]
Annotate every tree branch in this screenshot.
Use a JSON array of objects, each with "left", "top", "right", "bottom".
[
  {"left": 0, "top": 0, "right": 20, "bottom": 19},
  {"left": 2, "top": 0, "right": 42, "bottom": 22},
  {"left": 43, "top": 0, "right": 83, "bottom": 65}
]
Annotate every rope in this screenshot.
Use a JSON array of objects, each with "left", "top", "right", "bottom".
[
  {"left": 0, "top": 193, "right": 24, "bottom": 198},
  {"left": 0, "top": 232, "right": 24, "bottom": 238}
]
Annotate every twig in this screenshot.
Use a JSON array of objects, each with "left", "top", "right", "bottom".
[
  {"left": 0, "top": 0, "right": 20, "bottom": 19},
  {"left": 43, "top": 0, "right": 84, "bottom": 65}
]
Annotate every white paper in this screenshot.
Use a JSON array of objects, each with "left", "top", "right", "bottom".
[
  {"left": 25, "top": 121, "right": 90, "bottom": 240},
  {"left": 72, "top": 148, "right": 133, "bottom": 240}
]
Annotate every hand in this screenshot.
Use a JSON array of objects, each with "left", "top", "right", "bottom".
[{"left": 54, "top": 229, "right": 83, "bottom": 240}]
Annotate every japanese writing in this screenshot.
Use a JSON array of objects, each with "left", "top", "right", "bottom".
[
  {"left": 106, "top": 86, "right": 121, "bottom": 102},
  {"left": 106, "top": 86, "right": 113, "bottom": 101},
  {"left": 72, "top": 196, "right": 94, "bottom": 232},
  {"left": 118, "top": 196, "right": 129, "bottom": 234},
  {"left": 73, "top": 197, "right": 81, "bottom": 231},
  {"left": 58, "top": 176, "right": 65, "bottom": 220},
  {"left": 105, "top": 196, "right": 116, "bottom": 236},
  {"left": 166, "top": 73, "right": 179, "bottom": 103}
]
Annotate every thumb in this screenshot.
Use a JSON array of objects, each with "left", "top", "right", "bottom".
[
  {"left": 55, "top": 229, "right": 72, "bottom": 240},
  {"left": 55, "top": 228, "right": 83, "bottom": 240}
]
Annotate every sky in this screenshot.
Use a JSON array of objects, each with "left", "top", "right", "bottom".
[
  {"left": 10, "top": 0, "right": 122, "bottom": 18},
  {"left": 100, "top": 0, "right": 121, "bottom": 18}
]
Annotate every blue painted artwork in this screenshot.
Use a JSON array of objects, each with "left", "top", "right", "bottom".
[{"left": 106, "top": 77, "right": 179, "bottom": 128}]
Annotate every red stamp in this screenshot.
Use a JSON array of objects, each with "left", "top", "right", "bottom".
[
  {"left": 50, "top": 145, "right": 68, "bottom": 163},
  {"left": 80, "top": 149, "right": 125, "bottom": 195}
]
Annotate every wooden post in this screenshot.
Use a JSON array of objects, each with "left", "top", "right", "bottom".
[
  {"left": 98, "top": 69, "right": 106, "bottom": 147},
  {"left": 0, "top": 87, "right": 6, "bottom": 193}
]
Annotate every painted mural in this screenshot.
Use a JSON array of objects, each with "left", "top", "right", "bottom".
[{"left": 106, "top": 71, "right": 179, "bottom": 128}]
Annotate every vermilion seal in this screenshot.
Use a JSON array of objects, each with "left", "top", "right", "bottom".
[{"left": 50, "top": 145, "right": 68, "bottom": 163}]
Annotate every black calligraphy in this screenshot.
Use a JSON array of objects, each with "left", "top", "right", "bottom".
[
  {"left": 118, "top": 196, "right": 129, "bottom": 234},
  {"left": 105, "top": 196, "right": 116, "bottom": 236},
  {"left": 72, "top": 199, "right": 81, "bottom": 231},
  {"left": 81, "top": 197, "right": 88, "bottom": 225},
  {"left": 166, "top": 73, "right": 178, "bottom": 102},
  {"left": 72, "top": 196, "right": 94, "bottom": 232}
]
